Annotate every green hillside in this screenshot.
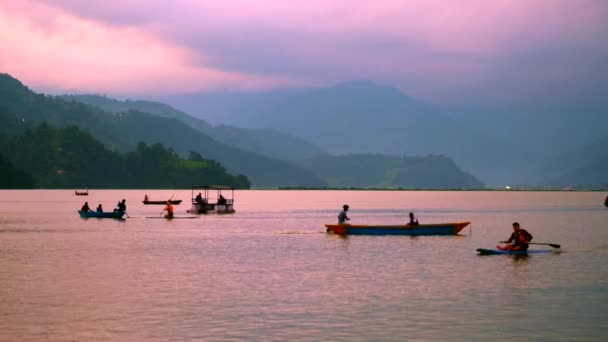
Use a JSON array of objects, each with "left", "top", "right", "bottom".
[
  {"left": 300, "top": 154, "right": 484, "bottom": 189},
  {"left": 0, "top": 73, "right": 326, "bottom": 188},
  {"left": 0, "top": 124, "right": 250, "bottom": 189}
]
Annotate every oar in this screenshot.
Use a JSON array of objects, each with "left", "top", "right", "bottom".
[{"left": 501, "top": 241, "right": 561, "bottom": 248}]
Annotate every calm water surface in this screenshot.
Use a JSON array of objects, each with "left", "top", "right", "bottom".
[{"left": 1, "top": 190, "right": 607, "bottom": 341}]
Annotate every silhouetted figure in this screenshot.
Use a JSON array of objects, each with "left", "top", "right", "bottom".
[
  {"left": 96, "top": 204, "right": 103, "bottom": 213},
  {"left": 81, "top": 202, "right": 92, "bottom": 212},
  {"left": 408, "top": 212, "right": 419, "bottom": 226},
  {"left": 195, "top": 192, "right": 204, "bottom": 204},
  {"left": 114, "top": 199, "right": 126, "bottom": 213},
  {"left": 605, "top": 195, "right": 608, "bottom": 207},
  {"left": 338, "top": 204, "right": 350, "bottom": 224},
  {"left": 218, "top": 194, "right": 227, "bottom": 205}
]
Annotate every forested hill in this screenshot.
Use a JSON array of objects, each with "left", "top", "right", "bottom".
[
  {"left": 0, "top": 73, "right": 326, "bottom": 188},
  {"left": 0, "top": 153, "right": 35, "bottom": 189},
  {"left": 60, "top": 94, "right": 327, "bottom": 162},
  {"left": 0, "top": 124, "right": 250, "bottom": 189},
  {"left": 299, "top": 154, "right": 484, "bottom": 189}
]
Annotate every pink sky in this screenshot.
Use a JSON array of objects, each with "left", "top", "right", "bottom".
[{"left": 1, "top": 0, "right": 606, "bottom": 102}]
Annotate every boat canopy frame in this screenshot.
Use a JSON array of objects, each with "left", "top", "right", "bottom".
[{"left": 190, "top": 185, "right": 235, "bottom": 205}]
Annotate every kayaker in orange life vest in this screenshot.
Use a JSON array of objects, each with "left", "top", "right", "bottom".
[
  {"left": 498, "top": 222, "right": 533, "bottom": 251},
  {"left": 162, "top": 201, "right": 174, "bottom": 219}
]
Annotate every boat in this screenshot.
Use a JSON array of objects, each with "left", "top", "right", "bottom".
[
  {"left": 325, "top": 222, "right": 470, "bottom": 236},
  {"left": 477, "top": 248, "right": 553, "bottom": 255},
  {"left": 75, "top": 190, "right": 88, "bottom": 196},
  {"left": 143, "top": 199, "right": 183, "bottom": 205},
  {"left": 186, "top": 185, "right": 236, "bottom": 214},
  {"left": 78, "top": 210, "right": 125, "bottom": 219}
]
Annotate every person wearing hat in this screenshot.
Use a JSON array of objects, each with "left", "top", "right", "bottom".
[{"left": 338, "top": 204, "right": 350, "bottom": 224}]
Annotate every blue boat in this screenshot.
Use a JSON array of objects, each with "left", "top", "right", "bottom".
[
  {"left": 78, "top": 210, "right": 125, "bottom": 219},
  {"left": 477, "top": 248, "right": 553, "bottom": 255},
  {"left": 325, "top": 222, "right": 470, "bottom": 236}
]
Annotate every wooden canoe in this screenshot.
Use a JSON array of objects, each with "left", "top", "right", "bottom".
[
  {"left": 143, "top": 200, "right": 182, "bottom": 205},
  {"left": 325, "top": 222, "right": 470, "bottom": 236}
]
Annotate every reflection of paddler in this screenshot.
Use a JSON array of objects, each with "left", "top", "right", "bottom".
[{"left": 162, "top": 201, "right": 174, "bottom": 219}]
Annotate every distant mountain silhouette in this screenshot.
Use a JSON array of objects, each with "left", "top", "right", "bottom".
[
  {"left": 534, "top": 135, "right": 608, "bottom": 188},
  {"left": 249, "top": 80, "right": 531, "bottom": 185}
]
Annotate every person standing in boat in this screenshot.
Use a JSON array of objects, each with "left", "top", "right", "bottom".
[
  {"left": 498, "top": 222, "right": 533, "bottom": 251},
  {"left": 338, "top": 204, "right": 350, "bottom": 224},
  {"left": 96, "top": 204, "right": 103, "bottom": 213},
  {"left": 162, "top": 201, "right": 174, "bottom": 219},
  {"left": 408, "top": 212, "right": 419, "bottom": 226},
  {"left": 81, "top": 202, "right": 92, "bottom": 212}
]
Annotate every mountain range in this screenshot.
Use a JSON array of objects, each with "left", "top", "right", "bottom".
[{"left": 1, "top": 73, "right": 485, "bottom": 189}]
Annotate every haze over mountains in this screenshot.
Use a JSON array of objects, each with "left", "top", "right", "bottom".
[{"left": 1, "top": 73, "right": 485, "bottom": 189}]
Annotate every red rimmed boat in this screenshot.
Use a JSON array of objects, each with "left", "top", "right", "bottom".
[{"left": 325, "top": 222, "right": 470, "bottom": 236}]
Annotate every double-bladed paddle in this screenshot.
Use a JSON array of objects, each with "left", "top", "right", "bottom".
[{"left": 500, "top": 241, "right": 561, "bottom": 248}]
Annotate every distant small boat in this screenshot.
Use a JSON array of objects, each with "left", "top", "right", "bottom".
[
  {"left": 75, "top": 190, "right": 88, "bottom": 196},
  {"left": 477, "top": 248, "right": 553, "bottom": 255},
  {"left": 325, "top": 222, "right": 470, "bottom": 236},
  {"left": 143, "top": 199, "right": 182, "bottom": 205},
  {"left": 78, "top": 210, "right": 125, "bottom": 219}
]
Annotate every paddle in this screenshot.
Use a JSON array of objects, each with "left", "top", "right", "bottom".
[{"left": 500, "top": 241, "right": 561, "bottom": 248}]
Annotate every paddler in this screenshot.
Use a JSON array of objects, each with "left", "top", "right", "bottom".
[
  {"left": 338, "top": 204, "right": 350, "bottom": 224},
  {"left": 162, "top": 201, "right": 174, "bottom": 219},
  {"left": 498, "top": 222, "right": 533, "bottom": 251}
]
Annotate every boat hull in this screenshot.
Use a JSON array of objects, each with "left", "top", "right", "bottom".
[
  {"left": 78, "top": 210, "right": 125, "bottom": 219},
  {"left": 325, "top": 222, "right": 470, "bottom": 236},
  {"left": 143, "top": 200, "right": 182, "bottom": 205},
  {"left": 477, "top": 248, "right": 553, "bottom": 255}
]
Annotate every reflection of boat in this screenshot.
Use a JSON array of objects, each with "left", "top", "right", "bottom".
[
  {"left": 477, "top": 248, "right": 553, "bottom": 255},
  {"left": 143, "top": 199, "right": 182, "bottom": 205},
  {"left": 325, "top": 222, "right": 470, "bottom": 236},
  {"left": 78, "top": 210, "right": 125, "bottom": 219},
  {"left": 75, "top": 190, "right": 88, "bottom": 196},
  {"left": 187, "top": 186, "right": 236, "bottom": 214}
]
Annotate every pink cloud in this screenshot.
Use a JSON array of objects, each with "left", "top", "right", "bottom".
[
  {"left": 2, "top": 0, "right": 606, "bottom": 101},
  {"left": 0, "top": 1, "right": 301, "bottom": 94}
]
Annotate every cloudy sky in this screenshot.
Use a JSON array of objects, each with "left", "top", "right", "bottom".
[{"left": 1, "top": 0, "right": 607, "bottom": 104}]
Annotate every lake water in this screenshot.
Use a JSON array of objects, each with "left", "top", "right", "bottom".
[{"left": 1, "top": 190, "right": 607, "bottom": 341}]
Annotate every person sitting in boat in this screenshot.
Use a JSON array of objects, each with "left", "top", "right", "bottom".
[
  {"left": 81, "top": 202, "right": 92, "bottom": 212},
  {"left": 498, "top": 222, "right": 533, "bottom": 251},
  {"left": 408, "top": 212, "right": 419, "bottom": 226},
  {"left": 162, "top": 201, "right": 174, "bottom": 219},
  {"left": 605, "top": 195, "right": 608, "bottom": 207},
  {"left": 218, "top": 194, "right": 227, "bottom": 205},
  {"left": 96, "top": 204, "right": 103, "bottom": 213},
  {"left": 195, "top": 192, "right": 204, "bottom": 204},
  {"left": 338, "top": 204, "right": 350, "bottom": 224},
  {"left": 144, "top": 195, "right": 149, "bottom": 202},
  {"left": 114, "top": 199, "right": 127, "bottom": 213}
]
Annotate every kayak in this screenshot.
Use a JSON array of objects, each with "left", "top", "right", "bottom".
[{"left": 477, "top": 248, "right": 553, "bottom": 255}]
